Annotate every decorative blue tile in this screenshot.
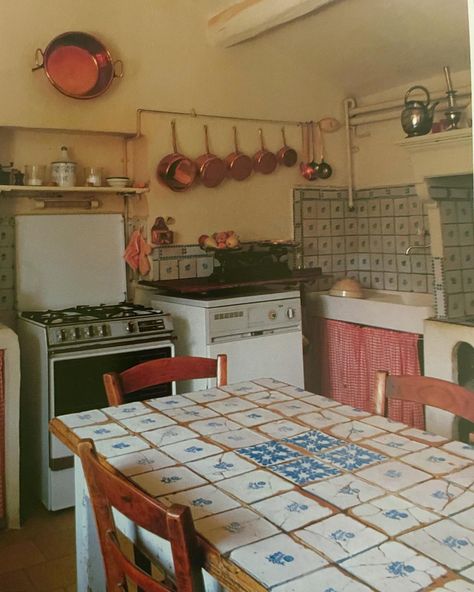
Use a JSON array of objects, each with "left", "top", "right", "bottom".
[
  {"left": 272, "top": 566, "right": 373, "bottom": 592},
  {"left": 236, "top": 441, "right": 302, "bottom": 467},
  {"left": 284, "top": 430, "right": 344, "bottom": 453},
  {"left": 269, "top": 457, "right": 341, "bottom": 485},
  {"left": 319, "top": 443, "right": 387, "bottom": 471}
]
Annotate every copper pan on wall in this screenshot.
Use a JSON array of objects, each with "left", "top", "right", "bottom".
[
  {"left": 156, "top": 120, "right": 197, "bottom": 192},
  {"left": 195, "top": 125, "right": 227, "bottom": 188},
  {"left": 32, "top": 31, "right": 123, "bottom": 100},
  {"left": 225, "top": 126, "right": 253, "bottom": 181},
  {"left": 253, "top": 128, "right": 277, "bottom": 174},
  {"left": 276, "top": 127, "right": 297, "bottom": 167}
]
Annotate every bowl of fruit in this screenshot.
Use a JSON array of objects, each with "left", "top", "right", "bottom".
[{"left": 198, "top": 230, "right": 241, "bottom": 251}]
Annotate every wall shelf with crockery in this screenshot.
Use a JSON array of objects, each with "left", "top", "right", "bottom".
[{"left": 0, "top": 185, "right": 149, "bottom": 197}]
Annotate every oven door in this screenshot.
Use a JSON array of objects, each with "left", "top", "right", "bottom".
[{"left": 49, "top": 340, "right": 174, "bottom": 467}]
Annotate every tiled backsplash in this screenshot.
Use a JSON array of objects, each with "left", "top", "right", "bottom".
[
  {"left": 294, "top": 185, "right": 433, "bottom": 293},
  {"left": 151, "top": 244, "right": 214, "bottom": 281}
]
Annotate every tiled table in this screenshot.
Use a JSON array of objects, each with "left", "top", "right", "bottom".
[{"left": 50, "top": 379, "right": 474, "bottom": 592}]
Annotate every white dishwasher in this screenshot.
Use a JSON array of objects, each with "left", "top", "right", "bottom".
[{"left": 148, "top": 288, "right": 304, "bottom": 392}]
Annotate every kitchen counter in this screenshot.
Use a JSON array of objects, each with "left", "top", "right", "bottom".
[{"left": 139, "top": 268, "right": 322, "bottom": 294}]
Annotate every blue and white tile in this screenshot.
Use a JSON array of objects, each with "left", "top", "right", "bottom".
[
  {"left": 227, "top": 408, "right": 281, "bottom": 427},
  {"left": 361, "top": 415, "right": 408, "bottom": 433},
  {"left": 108, "top": 448, "right": 175, "bottom": 477},
  {"left": 72, "top": 422, "right": 128, "bottom": 441},
  {"left": 272, "top": 566, "right": 372, "bottom": 592},
  {"left": 268, "top": 399, "right": 316, "bottom": 417},
  {"left": 330, "top": 405, "right": 371, "bottom": 419},
  {"left": 258, "top": 419, "right": 308, "bottom": 439},
  {"left": 269, "top": 457, "right": 341, "bottom": 485},
  {"left": 298, "top": 393, "right": 341, "bottom": 409},
  {"left": 58, "top": 409, "right": 108, "bottom": 428},
  {"left": 305, "top": 475, "right": 384, "bottom": 510},
  {"left": 131, "top": 465, "right": 207, "bottom": 496},
  {"left": 182, "top": 388, "right": 231, "bottom": 404},
  {"left": 119, "top": 413, "right": 176, "bottom": 433},
  {"left": 162, "top": 405, "right": 219, "bottom": 422},
  {"left": 159, "top": 484, "right": 239, "bottom": 520},
  {"left": 295, "top": 514, "right": 387, "bottom": 563},
  {"left": 207, "top": 397, "right": 258, "bottom": 414},
  {"left": 160, "top": 438, "right": 224, "bottom": 463},
  {"left": 400, "top": 427, "right": 449, "bottom": 445},
  {"left": 356, "top": 460, "right": 430, "bottom": 492},
  {"left": 401, "top": 479, "right": 474, "bottom": 516},
  {"left": 445, "top": 465, "right": 474, "bottom": 489},
  {"left": 399, "top": 519, "right": 474, "bottom": 571},
  {"left": 284, "top": 430, "right": 343, "bottom": 453},
  {"left": 252, "top": 378, "right": 288, "bottom": 389},
  {"left": 188, "top": 418, "right": 241, "bottom": 436},
  {"left": 141, "top": 425, "right": 197, "bottom": 447},
  {"left": 230, "top": 533, "right": 327, "bottom": 589},
  {"left": 279, "top": 385, "right": 319, "bottom": 399},
  {"left": 402, "top": 447, "right": 470, "bottom": 475},
  {"left": 236, "top": 440, "right": 302, "bottom": 467},
  {"left": 342, "top": 541, "right": 446, "bottom": 592},
  {"left": 320, "top": 444, "right": 387, "bottom": 471},
  {"left": 431, "top": 580, "right": 474, "bottom": 592},
  {"left": 208, "top": 428, "right": 269, "bottom": 449},
  {"left": 220, "top": 382, "right": 266, "bottom": 395},
  {"left": 102, "top": 401, "right": 151, "bottom": 420},
  {"left": 442, "top": 441, "right": 474, "bottom": 461},
  {"left": 461, "top": 566, "right": 474, "bottom": 583},
  {"left": 187, "top": 451, "right": 257, "bottom": 482},
  {"left": 452, "top": 508, "right": 474, "bottom": 532},
  {"left": 298, "top": 409, "right": 350, "bottom": 430},
  {"left": 146, "top": 394, "right": 195, "bottom": 412},
  {"left": 327, "top": 420, "right": 386, "bottom": 442},
  {"left": 94, "top": 435, "right": 149, "bottom": 458},
  {"left": 195, "top": 507, "right": 279, "bottom": 554},
  {"left": 246, "top": 390, "right": 292, "bottom": 405},
  {"left": 362, "top": 433, "right": 427, "bottom": 457},
  {"left": 251, "top": 490, "right": 333, "bottom": 531},
  {"left": 217, "top": 469, "right": 293, "bottom": 503},
  {"left": 351, "top": 494, "right": 439, "bottom": 536}
]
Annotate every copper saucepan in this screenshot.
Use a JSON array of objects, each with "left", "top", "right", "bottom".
[
  {"left": 276, "top": 127, "right": 297, "bottom": 167},
  {"left": 225, "top": 126, "right": 253, "bottom": 181},
  {"left": 32, "top": 31, "right": 123, "bottom": 100},
  {"left": 253, "top": 128, "right": 277, "bottom": 174},
  {"left": 196, "top": 125, "right": 227, "bottom": 188},
  {"left": 156, "top": 120, "right": 197, "bottom": 192}
]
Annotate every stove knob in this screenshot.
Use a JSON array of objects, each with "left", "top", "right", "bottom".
[
  {"left": 127, "top": 321, "right": 136, "bottom": 333},
  {"left": 268, "top": 310, "right": 277, "bottom": 320},
  {"left": 101, "top": 324, "right": 108, "bottom": 336},
  {"left": 57, "top": 329, "right": 66, "bottom": 342},
  {"left": 287, "top": 308, "right": 296, "bottom": 319},
  {"left": 73, "top": 328, "right": 80, "bottom": 340}
]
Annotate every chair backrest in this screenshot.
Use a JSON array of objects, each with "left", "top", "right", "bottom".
[
  {"left": 77, "top": 439, "right": 205, "bottom": 592},
  {"left": 104, "top": 354, "right": 228, "bottom": 406},
  {"left": 373, "top": 371, "right": 474, "bottom": 425}
]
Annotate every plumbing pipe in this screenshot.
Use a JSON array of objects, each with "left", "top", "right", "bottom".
[{"left": 343, "top": 97, "right": 356, "bottom": 211}]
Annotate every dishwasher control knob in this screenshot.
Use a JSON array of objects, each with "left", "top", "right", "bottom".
[
  {"left": 268, "top": 310, "right": 277, "bottom": 320},
  {"left": 287, "top": 308, "right": 296, "bottom": 319}
]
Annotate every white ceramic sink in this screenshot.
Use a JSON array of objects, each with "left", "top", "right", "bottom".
[{"left": 308, "top": 289, "right": 434, "bottom": 334}]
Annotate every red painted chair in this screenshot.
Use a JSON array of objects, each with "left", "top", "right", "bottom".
[{"left": 103, "top": 354, "right": 228, "bottom": 406}]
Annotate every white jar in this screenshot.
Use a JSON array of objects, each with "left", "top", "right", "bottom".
[{"left": 50, "top": 146, "right": 77, "bottom": 187}]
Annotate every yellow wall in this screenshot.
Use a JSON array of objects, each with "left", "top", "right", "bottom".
[{"left": 0, "top": 0, "right": 347, "bottom": 242}]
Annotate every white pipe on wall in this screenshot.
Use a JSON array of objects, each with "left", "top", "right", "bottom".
[{"left": 343, "top": 97, "right": 356, "bottom": 211}]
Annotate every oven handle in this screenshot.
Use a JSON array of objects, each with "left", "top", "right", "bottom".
[{"left": 49, "top": 339, "right": 175, "bottom": 360}]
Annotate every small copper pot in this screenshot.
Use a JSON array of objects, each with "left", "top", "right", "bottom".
[
  {"left": 225, "top": 126, "right": 253, "bottom": 181},
  {"left": 196, "top": 125, "right": 227, "bottom": 188},
  {"left": 156, "top": 120, "right": 197, "bottom": 192},
  {"left": 276, "top": 127, "right": 297, "bottom": 167},
  {"left": 253, "top": 128, "right": 277, "bottom": 174}
]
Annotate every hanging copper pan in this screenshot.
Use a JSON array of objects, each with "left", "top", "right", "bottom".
[
  {"left": 225, "top": 126, "right": 253, "bottom": 181},
  {"left": 156, "top": 120, "right": 197, "bottom": 192},
  {"left": 253, "top": 128, "right": 277, "bottom": 174},
  {"left": 276, "top": 127, "right": 297, "bottom": 167},
  {"left": 195, "top": 125, "right": 227, "bottom": 188},
  {"left": 32, "top": 31, "right": 123, "bottom": 100}
]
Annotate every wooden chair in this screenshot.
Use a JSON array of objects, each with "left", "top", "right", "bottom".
[
  {"left": 104, "top": 354, "right": 228, "bottom": 406},
  {"left": 373, "top": 371, "right": 474, "bottom": 441},
  {"left": 78, "top": 439, "right": 205, "bottom": 592}
]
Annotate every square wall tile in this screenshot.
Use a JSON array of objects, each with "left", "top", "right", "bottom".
[
  {"left": 330, "top": 200, "right": 344, "bottom": 218},
  {"left": 316, "top": 220, "right": 332, "bottom": 236},
  {"left": 344, "top": 218, "right": 358, "bottom": 235},
  {"left": 303, "top": 220, "right": 317, "bottom": 237},
  {"left": 316, "top": 201, "right": 331, "bottom": 218},
  {"left": 371, "top": 272, "right": 384, "bottom": 290},
  {"left": 331, "top": 237, "right": 345, "bottom": 254},
  {"left": 456, "top": 201, "right": 473, "bottom": 222},
  {"left": 462, "top": 269, "right": 474, "bottom": 292},
  {"left": 460, "top": 246, "right": 474, "bottom": 268},
  {"left": 411, "top": 274, "right": 428, "bottom": 293},
  {"left": 408, "top": 195, "right": 422, "bottom": 215},
  {"left": 159, "top": 259, "right": 179, "bottom": 280},
  {"left": 445, "top": 270, "right": 463, "bottom": 294},
  {"left": 380, "top": 198, "right": 395, "bottom": 216},
  {"left": 458, "top": 223, "right": 474, "bottom": 246},
  {"left": 368, "top": 219, "right": 382, "bottom": 235},
  {"left": 439, "top": 201, "right": 458, "bottom": 223},
  {"left": 447, "top": 293, "right": 465, "bottom": 317},
  {"left": 318, "top": 238, "right": 332, "bottom": 254},
  {"left": 382, "top": 235, "right": 396, "bottom": 253},
  {"left": 382, "top": 254, "right": 397, "bottom": 272},
  {"left": 303, "top": 238, "right": 318, "bottom": 255},
  {"left": 302, "top": 200, "right": 317, "bottom": 219},
  {"left": 394, "top": 197, "right": 409, "bottom": 215},
  {"left": 464, "top": 293, "right": 474, "bottom": 315},
  {"left": 398, "top": 274, "right": 412, "bottom": 292},
  {"left": 442, "top": 224, "right": 460, "bottom": 246},
  {"left": 358, "top": 236, "right": 369, "bottom": 252},
  {"left": 345, "top": 237, "right": 358, "bottom": 252},
  {"left": 368, "top": 200, "right": 381, "bottom": 217},
  {"left": 178, "top": 258, "right": 197, "bottom": 279},
  {"left": 395, "top": 235, "right": 410, "bottom": 254},
  {"left": 384, "top": 273, "right": 398, "bottom": 290},
  {"left": 395, "top": 218, "right": 409, "bottom": 235},
  {"left": 370, "top": 254, "right": 383, "bottom": 271},
  {"left": 369, "top": 236, "right": 382, "bottom": 252},
  {"left": 444, "top": 247, "right": 462, "bottom": 271},
  {"left": 196, "top": 257, "right": 214, "bottom": 278},
  {"left": 330, "top": 219, "right": 344, "bottom": 236}
]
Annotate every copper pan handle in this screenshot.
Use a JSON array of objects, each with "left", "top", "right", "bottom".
[
  {"left": 32, "top": 48, "right": 44, "bottom": 72},
  {"left": 258, "top": 128, "right": 266, "bottom": 150},
  {"left": 171, "top": 119, "right": 178, "bottom": 153},
  {"left": 113, "top": 59, "right": 124, "bottom": 79},
  {"left": 204, "top": 125, "right": 210, "bottom": 153},
  {"left": 233, "top": 126, "right": 240, "bottom": 153},
  {"left": 281, "top": 127, "right": 287, "bottom": 146}
]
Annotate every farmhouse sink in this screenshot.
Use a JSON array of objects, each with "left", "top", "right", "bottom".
[{"left": 307, "top": 289, "right": 434, "bottom": 333}]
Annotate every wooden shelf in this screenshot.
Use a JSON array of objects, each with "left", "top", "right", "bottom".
[
  {"left": 0, "top": 185, "right": 149, "bottom": 196},
  {"left": 0, "top": 124, "right": 135, "bottom": 138}
]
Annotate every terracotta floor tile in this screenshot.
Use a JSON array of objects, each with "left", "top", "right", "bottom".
[
  {"left": 32, "top": 527, "right": 75, "bottom": 561},
  {"left": 0, "top": 540, "right": 46, "bottom": 575},
  {"left": 24, "top": 555, "right": 76, "bottom": 592},
  {"left": 0, "top": 568, "right": 36, "bottom": 591}
]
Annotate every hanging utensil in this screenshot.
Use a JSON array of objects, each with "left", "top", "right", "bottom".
[
  {"left": 316, "top": 121, "right": 333, "bottom": 179},
  {"left": 308, "top": 121, "right": 319, "bottom": 181},
  {"left": 253, "top": 128, "right": 277, "bottom": 174},
  {"left": 156, "top": 120, "right": 197, "bottom": 192},
  {"left": 300, "top": 122, "right": 314, "bottom": 180},
  {"left": 196, "top": 125, "right": 227, "bottom": 188},
  {"left": 225, "top": 126, "right": 253, "bottom": 181},
  {"left": 276, "top": 127, "right": 297, "bottom": 167},
  {"left": 318, "top": 117, "right": 342, "bottom": 133}
]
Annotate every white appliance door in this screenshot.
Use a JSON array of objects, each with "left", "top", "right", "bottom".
[
  {"left": 16, "top": 214, "right": 127, "bottom": 310},
  {"left": 208, "top": 330, "right": 304, "bottom": 388}
]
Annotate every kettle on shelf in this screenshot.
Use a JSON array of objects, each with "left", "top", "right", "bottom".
[{"left": 401, "top": 85, "right": 439, "bottom": 137}]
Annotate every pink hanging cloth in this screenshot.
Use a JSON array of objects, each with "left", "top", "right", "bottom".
[{"left": 123, "top": 229, "right": 152, "bottom": 276}]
